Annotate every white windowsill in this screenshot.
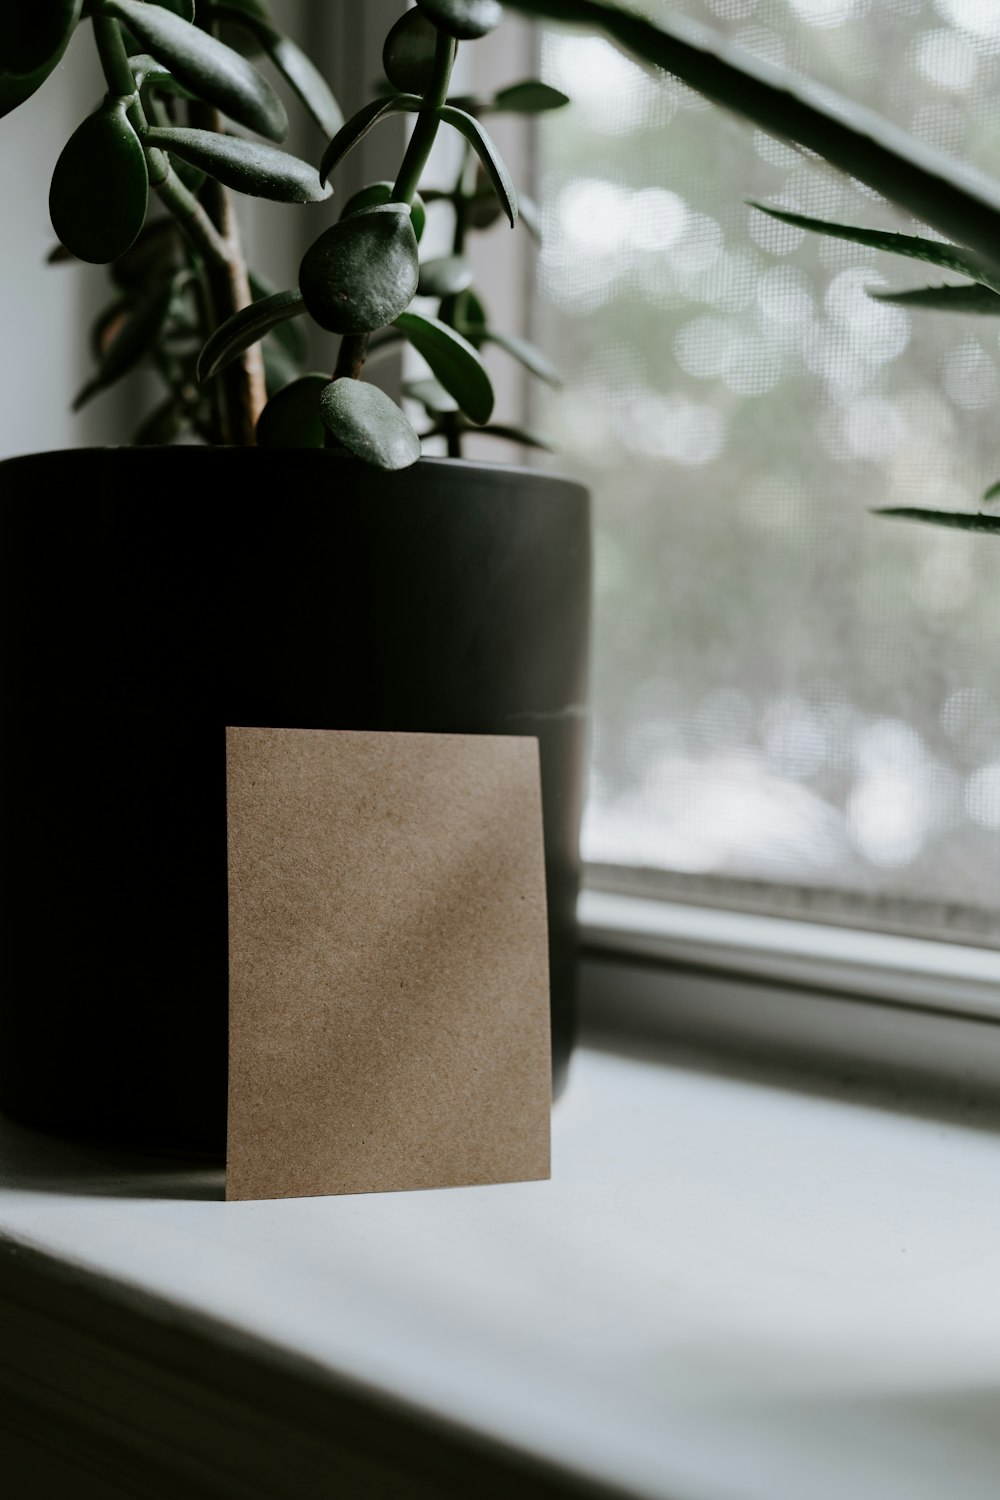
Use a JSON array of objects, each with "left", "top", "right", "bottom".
[{"left": 4, "top": 950, "right": 1000, "bottom": 1498}]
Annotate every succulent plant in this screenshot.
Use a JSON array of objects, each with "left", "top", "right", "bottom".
[{"left": 7, "top": 0, "right": 1000, "bottom": 517}]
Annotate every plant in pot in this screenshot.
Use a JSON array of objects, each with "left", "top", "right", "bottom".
[{"left": 3, "top": 0, "right": 1000, "bottom": 1153}]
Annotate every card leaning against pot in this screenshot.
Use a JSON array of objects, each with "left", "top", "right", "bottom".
[{"left": 224, "top": 726, "right": 551, "bottom": 1202}]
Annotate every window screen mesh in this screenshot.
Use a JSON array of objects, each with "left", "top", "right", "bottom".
[{"left": 538, "top": 0, "right": 1000, "bottom": 941}]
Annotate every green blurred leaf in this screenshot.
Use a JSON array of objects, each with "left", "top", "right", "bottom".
[
  {"left": 197, "top": 287, "right": 306, "bottom": 381},
  {"left": 0, "top": 0, "right": 82, "bottom": 77},
  {"left": 394, "top": 309, "right": 494, "bottom": 424},
  {"left": 133, "top": 396, "right": 186, "bottom": 445},
  {"left": 876, "top": 508, "right": 1000, "bottom": 534},
  {"left": 264, "top": 32, "right": 343, "bottom": 138},
  {"left": 437, "top": 104, "right": 517, "bottom": 228},
  {"left": 111, "top": 216, "right": 183, "bottom": 290},
  {"left": 983, "top": 481, "right": 1000, "bottom": 502},
  {"left": 491, "top": 80, "right": 569, "bottom": 113},
  {"left": 869, "top": 283, "right": 1000, "bottom": 313},
  {"left": 50, "top": 100, "right": 148, "bottom": 264},
  {"left": 74, "top": 280, "right": 174, "bottom": 409},
  {"left": 148, "top": 0, "right": 196, "bottom": 20},
  {"left": 406, "top": 376, "right": 459, "bottom": 413},
  {"left": 299, "top": 204, "right": 419, "bottom": 334},
  {"left": 749, "top": 203, "right": 994, "bottom": 286},
  {"left": 471, "top": 422, "right": 552, "bottom": 451},
  {"left": 145, "top": 127, "right": 331, "bottom": 202},
  {"left": 383, "top": 9, "right": 438, "bottom": 94},
  {"left": 480, "top": 329, "right": 561, "bottom": 386},
  {"left": 103, "top": 0, "right": 288, "bottom": 141},
  {"left": 257, "top": 373, "right": 328, "bottom": 447},
  {"left": 418, "top": 254, "right": 474, "bottom": 298},
  {"left": 340, "top": 180, "right": 425, "bottom": 242},
  {"left": 319, "top": 93, "right": 422, "bottom": 185},
  {"left": 414, "top": 0, "right": 503, "bottom": 40},
  {"left": 454, "top": 287, "right": 488, "bottom": 333},
  {"left": 319, "top": 379, "right": 422, "bottom": 470},
  {"left": 263, "top": 339, "right": 301, "bottom": 397}
]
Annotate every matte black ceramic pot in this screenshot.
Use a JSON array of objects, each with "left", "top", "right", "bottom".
[{"left": 0, "top": 447, "right": 590, "bottom": 1150}]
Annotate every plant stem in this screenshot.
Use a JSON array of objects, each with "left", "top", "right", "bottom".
[
  {"left": 334, "top": 335, "right": 369, "bottom": 381},
  {"left": 391, "top": 30, "right": 457, "bottom": 206}
]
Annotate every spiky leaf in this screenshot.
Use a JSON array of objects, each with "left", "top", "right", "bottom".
[
  {"left": 299, "top": 204, "right": 419, "bottom": 335},
  {"left": 437, "top": 104, "right": 517, "bottom": 227},
  {"left": 750, "top": 203, "right": 994, "bottom": 287},
  {"left": 145, "top": 127, "right": 331, "bottom": 202},
  {"left": 492, "top": 80, "right": 569, "bottom": 113},
  {"left": 869, "top": 283, "right": 1000, "bottom": 313},
  {"left": 383, "top": 9, "right": 438, "bottom": 94},
  {"left": 197, "top": 288, "right": 306, "bottom": 382},
  {"left": 0, "top": 0, "right": 82, "bottom": 77},
  {"left": 257, "top": 374, "right": 329, "bottom": 447},
  {"left": 417, "top": 254, "right": 475, "bottom": 298},
  {"left": 876, "top": 508, "right": 1000, "bottom": 534},
  {"left": 394, "top": 310, "right": 494, "bottom": 424},
  {"left": 319, "top": 94, "right": 422, "bottom": 185},
  {"left": 319, "top": 379, "right": 422, "bottom": 470},
  {"left": 103, "top": 0, "right": 288, "bottom": 141},
  {"left": 415, "top": 0, "right": 503, "bottom": 40},
  {"left": 50, "top": 100, "right": 148, "bottom": 264},
  {"left": 504, "top": 0, "right": 1000, "bottom": 280},
  {"left": 340, "top": 180, "right": 425, "bottom": 242}
]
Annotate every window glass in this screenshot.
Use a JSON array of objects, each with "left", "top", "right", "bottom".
[{"left": 539, "top": 0, "right": 1000, "bottom": 941}]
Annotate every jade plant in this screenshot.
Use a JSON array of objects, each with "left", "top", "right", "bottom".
[{"left": 7, "top": 0, "right": 1000, "bottom": 513}]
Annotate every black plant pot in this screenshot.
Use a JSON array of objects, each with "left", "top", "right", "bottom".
[{"left": 0, "top": 448, "right": 591, "bottom": 1151}]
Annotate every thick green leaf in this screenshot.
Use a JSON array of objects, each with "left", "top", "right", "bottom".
[
  {"left": 197, "top": 287, "right": 306, "bottom": 381},
  {"left": 394, "top": 309, "right": 494, "bottom": 424},
  {"left": 50, "top": 100, "right": 148, "bottom": 264},
  {"left": 491, "top": 80, "right": 569, "bottom": 113},
  {"left": 128, "top": 52, "right": 194, "bottom": 95},
  {"left": 383, "top": 9, "right": 438, "bottom": 94},
  {"left": 103, "top": 0, "right": 288, "bottom": 141},
  {"left": 0, "top": 0, "right": 81, "bottom": 77},
  {"left": 876, "top": 508, "right": 1000, "bottom": 535},
  {"left": 869, "top": 283, "right": 1000, "bottom": 313},
  {"left": 480, "top": 329, "right": 561, "bottom": 386},
  {"left": 319, "top": 94, "right": 422, "bottom": 185},
  {"left": 250, "top": 272, "right": 307, "bottom": 361},
  {"left": 340, "top": 180, "right": 425, "bottom": 242},
  {"left": 148, "top": 0, "right": 196, "bottom": 20},
  {"left": 749, "top": 204, "right": 994, "bottom": 286},
  {"left": 74, "top": 280, "right": 174, "bottom": 410},
  {"left": 418, "top": 254, "right": 474, "bottom": 298},
  {"left": 0, "top": 2, "right": 82, "bottom": 116},
  {"left": 257, "top": 373, "right": 328, "bottom": 447},
  {"left": 299, "top": 204, "right": 419, "bottom": 335},
  {"left": 504, "top": 0, "right": 1000, "bottom": 280},
  {"left": 437, "top": 104, "right": 517, "bottom": 228},
  {"left": 144, "top": 127, "right": 331, "bottom": 202},
  {"left": 319, "top": 379, "right": 422, "bottom": 470},
  {"left": 415, "top": 0, "right": 503, "bottom": 40}
]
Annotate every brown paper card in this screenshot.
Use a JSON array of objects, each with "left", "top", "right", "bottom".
[{"left": 225, "top": 727, "right": 551, "bottom": 1201}]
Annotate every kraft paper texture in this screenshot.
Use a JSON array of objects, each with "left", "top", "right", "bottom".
[{"left": 225, "top": 727, "right": 551, "bottom": 1201}]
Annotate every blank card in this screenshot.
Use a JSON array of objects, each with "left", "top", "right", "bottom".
[{"left": 225, "top": 727, "right": 551, "bottom": 1201}]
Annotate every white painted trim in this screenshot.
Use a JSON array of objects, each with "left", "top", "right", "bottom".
[{"left": 578, "top": 888, "right": 1000, "bottom": 1023}]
